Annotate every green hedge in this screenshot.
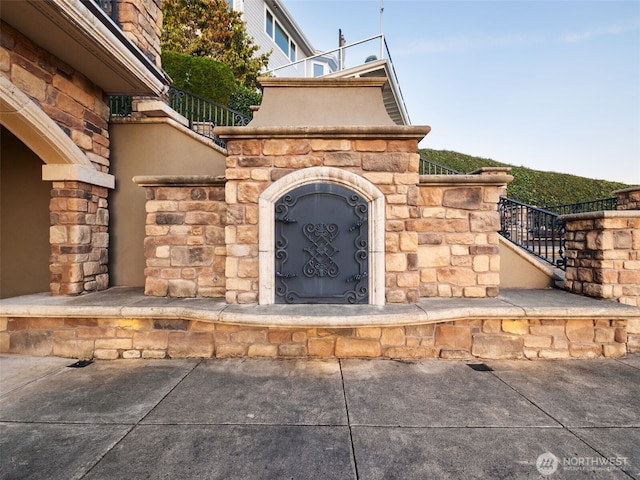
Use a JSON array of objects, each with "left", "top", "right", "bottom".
[
  {"left": 419, "top": 149, "right": 629, "bottom": 207},
  {"left": 162, "top": 51, "right": 236, "bottom": 105},
  {"left": 229, "top": 84, "right": 262, "bottom": 118}
]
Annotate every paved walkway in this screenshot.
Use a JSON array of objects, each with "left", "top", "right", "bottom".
[{"left": 1, "top": 353, "right": 639, "bottom": 479}]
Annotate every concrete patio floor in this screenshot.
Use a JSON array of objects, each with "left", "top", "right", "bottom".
[{"left": 1, "top": 353, "right": 639, "bottom": 479}]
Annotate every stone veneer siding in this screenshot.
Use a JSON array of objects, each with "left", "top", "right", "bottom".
[
  {"left": 1, "top": 316, "right": 631, "bottom": 360},
  {"left": 138, "top": 178, "right": 227, "bottom": 298},
  {"left": 223, "top": 137, "right": 422, "bottom": 304},
  {"left": 615, "top": 186, "right": 640, "bottom": 211},
  {"left": 220, "top": 136, "right": 510, "bottom": 304},
  {"left": 117, "top": 0, "right": 163, "bottom": 69},
  {"left": 563, "top": 210, "right": 640, "bottom": 307},
  {"left": 414, "top": 172, "right": 506, "bottom": 299},
  {"left": 49, "top": 182, "right": 110, "bottom": 295},
  {"left": 0, "top": 21, "right": 111, "bottom": 173}
]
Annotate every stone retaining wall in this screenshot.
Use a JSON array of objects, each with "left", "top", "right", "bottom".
[{"left": 2, "top": 316, "right": 634, "bottom": 360}]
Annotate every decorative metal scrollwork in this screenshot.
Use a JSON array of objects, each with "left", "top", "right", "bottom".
[
  {"left": 302, "top": 223, "right": 339, "bottom": 278},
  {"left": 346, "top": 272, "right": 368, "bottom": 283},
  {"left": 274, "top": 183, "right": 369, "bottom": 304}
]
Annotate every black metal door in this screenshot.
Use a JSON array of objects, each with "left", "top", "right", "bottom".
[{"left": 275, "top": 183, "right": 368, "bottom": 304}]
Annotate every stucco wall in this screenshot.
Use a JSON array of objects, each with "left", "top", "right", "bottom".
[
  {"left": 108, "top": 121, "right": 226, "bottom": 286},
  {"left": 498, "top": 236, "right": 557, "bottom": 289},
  {"left": 0, "top": 128, "right": 51, "bottom": 298}
]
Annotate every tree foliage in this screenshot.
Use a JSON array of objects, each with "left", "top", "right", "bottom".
[{"left": 162, "top": 0, "right": 270, "bottom": 88}]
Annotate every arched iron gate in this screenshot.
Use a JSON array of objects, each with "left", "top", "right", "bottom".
[{"left": 274, "top": 183, "right": 369, "bottom": 304}]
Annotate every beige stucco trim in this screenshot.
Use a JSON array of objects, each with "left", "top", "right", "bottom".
[
  {"left": 42, "top": 164, "right": 115, "bottom": 189},
  {"left": 111, "top": 115, "right": 227, "bottom": 154},
  {"left": 258, "top": 167, "right": 386, "bottom": 306}
]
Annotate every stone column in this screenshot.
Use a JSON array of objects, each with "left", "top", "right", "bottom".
[
  {"left": 415, "top": 168, "right": 512, "bottom": 298},
  {"left": 49, "top": 181, "right": 109, "bottom": 295},
  {"left": 615, "top": 186, "right": 640, "bottom": 210},
  {"left": 133, "top": 176, "right": 227, "bottom": 298},
  {"left": 563, "top": 210, "right": 640, "bottom": 306}
]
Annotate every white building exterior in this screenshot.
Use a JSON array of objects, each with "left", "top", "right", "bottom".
[{"left": 229, "top": 0, "right": 409, "bottom": 125}]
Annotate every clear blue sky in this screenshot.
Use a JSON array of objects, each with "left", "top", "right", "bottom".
[{"left": 282, "top": 0, "right": 640, "bottom": 184}]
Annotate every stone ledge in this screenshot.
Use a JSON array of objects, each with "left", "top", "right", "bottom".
[{"left": 1, "top": 288, "right": 638, "bottom": 328}]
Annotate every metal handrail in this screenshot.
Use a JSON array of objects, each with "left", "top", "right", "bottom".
[
  {"left": 544, "top": 197, "right": 617, "bottom": 215},
  {"left": 499, "top": 197, "right": 566, "bottom": 270},
  {"left": 419, "top": 157, "right": 463, "bottom": 175},
  {"left": 108, "top": 88, "right": 251, "bottom": 148},
  {"left": 167, "top": 87, "right": 251, "bottom": 147}
]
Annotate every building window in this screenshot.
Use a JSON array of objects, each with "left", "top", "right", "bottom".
[
  {"left": 313, "top": 63, "right": 324, "bottom": 77},
  {"left": 266, "top": 10, "right": 273, "bottom": 37},
  {"left": 265, "top": 7, "right": 296, "bottom": 62}
]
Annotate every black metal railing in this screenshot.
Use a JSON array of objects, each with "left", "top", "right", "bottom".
[
  {"left": 108, "top": 95, "right": 133, "bottom": 117},
  {"left": 92, "top": 0, "right": 118, "bottom": 24},
  {"left": 108, "top": 87, "right": 251, "bottom": 148},
  {"left": 419, "top": 157, "right": 463, "bottom": 175},
  {"left": 499, "top": 197, "right": 566, "bottom": 269},
  {"left": 544, "top": 197, "right": 617, "bottom": 215},
  {"left": 167, "top": 87, "right": 251, "bottom": 147}
]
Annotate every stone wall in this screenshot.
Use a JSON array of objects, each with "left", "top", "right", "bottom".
[
  {"left": 49, "top": 181, "right": 109, "bottom": 295},
  {"left": 136, "top": 177, "right": 227, "bottom": 297},
  {"left": 117, "top": 0, "right": 163, "bottom": 69},
  {"left": 415, "top": 170, "right": 507, "bottom": 299},
  {"left": 615, "top": 186, "right": 640, "bottom": 211},
  {"left": 1, "top": 316, "right": 630, "bottom": 360},
  {"left": 0, "top": 21, "right": 111, "bottom": 173},
  {"left": 563, "top": 210, "right": 640, "bottom": 306},
  {"left": 223, "top": 135, "right": 424, "bottom": 304}
]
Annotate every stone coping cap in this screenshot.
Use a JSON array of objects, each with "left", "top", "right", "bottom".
[
  {"left": 215, "top": 125, "right": 431, "bottom": 140},
  {"left": 560, "top": 209, "right": 640, "bottom": 221},
  {"left": 258, "top": 77, "right": 388, "bottom": 88},
  {"left": 613, "top": 185, "right": 640, "bottom": 194},
  {"left": 419, "top": 174, "right": 513, "bottom": 186},
  {"left": 1, "top": 288, "right": 637, "bottom": 328},
  {"left": 133, "top": 175, "right": 226, "bottom": 187},
  {"left": 469, "top": 167, "right": 513, "bottom": 175}
]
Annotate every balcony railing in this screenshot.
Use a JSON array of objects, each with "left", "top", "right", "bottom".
[
  {"left": 544, "top": 197, "right": 617, "bottom": 215},
  {"left": 91, "top": 0, "right": 118, "bottom": 25},
  {"left": 108, "top": 87, "right": 251, "bottom": 148},
  {"left": 265, "top": 34, "right": 410, "bottom": 125},
  {"left": 419, "top": 157, "right": 463, "bottom": 175}
]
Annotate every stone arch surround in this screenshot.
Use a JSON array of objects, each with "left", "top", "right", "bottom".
[{"left": 259, "top": 167, "right": 386, "bottom": 305}]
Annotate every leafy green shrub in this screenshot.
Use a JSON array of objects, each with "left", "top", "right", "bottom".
[
  {"left": 229, "top": 84, "right": 262, "bottom": 118},
  {"left": 162, "top": 51, "right": 235, "bottom": 105},
  {"left": 419, "top": 149, "right": 629, "bottom": 207}
]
